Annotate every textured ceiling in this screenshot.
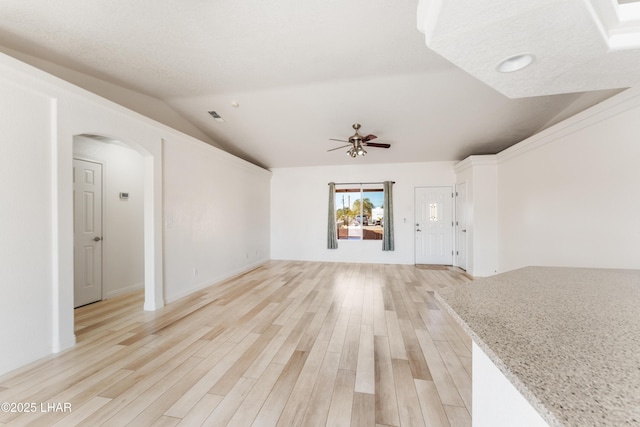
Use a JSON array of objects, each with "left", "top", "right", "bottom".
[
  {"left": 0, "top": 0, "right": 624, "bottom": 168},
  {"left": 418, "top": 0, "right": 640, "bottom": 97}
]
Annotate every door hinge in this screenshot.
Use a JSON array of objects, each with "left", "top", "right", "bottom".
[
  {"left": 456, "top": 221, "right": 459, "bottom": 226},
  {"left": 451, "top": 193, "right": 454, "bottom": 198},
  {"left": 456, "top": 251, "right": 459, "bottom": 255},
  {"left": 455, "top": 192, "right": 458, "bottom": 196},
  {"left": 451, "top": 251, "right": 454, "bottom": 255}
]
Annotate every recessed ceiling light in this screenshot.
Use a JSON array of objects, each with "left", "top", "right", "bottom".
[
  {"left": 231, "top": 101, "right": 240, "bottom": 108},
  {"left": 496, "top": 53, "right": 535, "bottom": 73}
]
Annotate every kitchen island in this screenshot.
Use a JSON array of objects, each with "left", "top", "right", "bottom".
[{"left": 436, "top": 266, "right": 640, "bottom": 427}]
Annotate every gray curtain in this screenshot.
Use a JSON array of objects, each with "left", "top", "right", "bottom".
[
  {"left": 327, "top": 182, "right": 338, "bottom": 249},
  {"left": 382, "top": 181, "right": 394, "bottom": 251}
]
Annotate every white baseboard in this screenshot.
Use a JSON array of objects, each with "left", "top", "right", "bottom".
[
  {"left": 165, "top": 259, "right": 269, "bottom": 304},
  {"left": 52, "top": 334, "right": 76, "bottom": 353},
  {"left": 105, "top": 282, "right": 144, "bottom": 299},
  {"left": 0, "top": 346, "right": 56, "bottom": 378}
]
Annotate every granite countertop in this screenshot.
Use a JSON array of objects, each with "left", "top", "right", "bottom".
[{"left": 435, "top": 266, "right": 640, "bottom": 427}]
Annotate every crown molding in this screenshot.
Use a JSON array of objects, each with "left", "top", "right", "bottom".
[{"left": 454, "top": 155, "right": 498, "bottom": 173}]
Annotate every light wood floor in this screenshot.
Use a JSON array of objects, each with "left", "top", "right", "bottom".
[{"left": 0, "top": 261, "right": 472, "bottom": 426}]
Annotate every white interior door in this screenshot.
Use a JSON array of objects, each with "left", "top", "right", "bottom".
[
  {"left": 73, "top": 159, "right": 103, "bottom": 308},
  {"left": 415, "top": 187, "right": 453, "bottom": 265},
  {"left": 455, "top": 182, "right": 468, "bottom": 271}
]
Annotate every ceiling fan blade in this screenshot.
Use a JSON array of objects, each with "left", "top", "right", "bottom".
[
  {"left": 327, "top": 144, "right": 352, "bottom": 152},
  {"left": 363, "top": 142, "right": 391, "bottom": 148},
  {"left": 362, "top": 134, "right": 377, "bottom": 142},
  {"left": 329, "top": 138, "right": 349, "bottom": 143}
]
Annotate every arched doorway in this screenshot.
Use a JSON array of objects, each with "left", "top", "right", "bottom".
[
  {"left": 71, "top": 133, "right": 163, "bottom": 314},
  {"left": 73, "top": 135, "right": 145, "bottom": 307}
]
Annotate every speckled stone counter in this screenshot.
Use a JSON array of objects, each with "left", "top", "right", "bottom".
[{"left": 435, "top": 266, "right": 640, "bottom": 427}]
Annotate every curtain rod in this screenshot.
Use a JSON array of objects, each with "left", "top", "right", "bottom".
[{"left": 328, "top": 181, "right": 395, "bottom": 185}]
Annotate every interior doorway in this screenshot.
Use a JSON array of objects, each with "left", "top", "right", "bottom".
[
  {"left": 415, "top": 186, "right": 453, "bottom": 265},
  {"left": 72, "top": 135, "right": 145, "bottom": 311}
]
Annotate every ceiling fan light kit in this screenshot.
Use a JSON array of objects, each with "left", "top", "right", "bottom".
[
  {"left": 346, "top": 143, "right": 367, "bottom": 157},
  {"left": 329, "top": 123, "right": 390, "bottom": 158}
]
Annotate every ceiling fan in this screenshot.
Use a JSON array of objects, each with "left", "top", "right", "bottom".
[{"left": 328, "top": 123, "right": 391, "bottom": 157}]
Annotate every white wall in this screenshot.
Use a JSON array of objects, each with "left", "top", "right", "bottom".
[
  {"left": 496, "top": 88, "right": 640, "bottom": 272},
  {"left": 73, "top": 136, "right": 145, "bottom": 298},
  {"left": 454, "top": 156, "right": 499, "bottom": 277},
  {"left": 163, "top": 136, "right": 271, "bottom": 303},
  {"left": 0, "top": 52, "right": 271, "bottom": 376},
  {"left": 271, "top": 162, "right": 456, "bottom": 264},
  {"left": 0, "top": 73, "right": 54, "bottom": 374}
]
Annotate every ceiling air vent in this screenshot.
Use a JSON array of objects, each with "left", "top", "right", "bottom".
[{"left": 208, "top": 110, "right": 224, "bottom": 123}]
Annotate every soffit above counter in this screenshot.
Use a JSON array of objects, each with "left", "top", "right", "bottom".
[{"left": 417, "top": 0, "right": 640, "bottom": 98}]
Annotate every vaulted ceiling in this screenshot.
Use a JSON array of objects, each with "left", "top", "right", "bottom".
[{"left": 0, "top": 0, "right": 630, "bottom": 168}]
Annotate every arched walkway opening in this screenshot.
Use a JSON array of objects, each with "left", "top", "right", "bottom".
[{"left": 71, "top": 133, "right": 162, "bottom": 320}]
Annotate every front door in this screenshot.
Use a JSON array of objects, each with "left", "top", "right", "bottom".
[
  {"left": 455, "top": 182, "right": 468, "bottom": 271},
  {"left": 73, "top": 158, "right": 103, "bottom": 308},
  {"left": 415, "top": 187, "right": 453, "bottom": 265}
]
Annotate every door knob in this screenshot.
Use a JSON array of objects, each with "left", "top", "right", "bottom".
[
  {"left": 93, "top": 236, "right": 102, "bottom": 242},
  {"left": 416, "top": 229, "right": 421, "bottom": 232},
  {"left": 462, "top": 229, "right": 467, "bottom": 232}
]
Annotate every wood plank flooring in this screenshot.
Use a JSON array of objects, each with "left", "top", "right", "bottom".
[{"left": 0, "top": 261, "right": 472, "bottom": 426}]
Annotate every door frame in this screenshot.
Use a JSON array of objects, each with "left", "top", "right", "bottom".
[
  {"left": 414, "top": 185, "right": 454, "bottom": 265},
  {"left": 73, "top": 156, "right": 106, "bottom": 304},
  {"left": 69, "top": 134, "right": 162, "bottom": 313},
  {"left": 454, "top": 181, "right": 468, "bottom": 271},
  {"left": 53, "top": 130, "right": 164, "bottom": 355}
]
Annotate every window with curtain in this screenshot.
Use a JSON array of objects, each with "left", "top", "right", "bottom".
[{"left": 334, "top": 183, "right": 384, "bottom": 241}]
